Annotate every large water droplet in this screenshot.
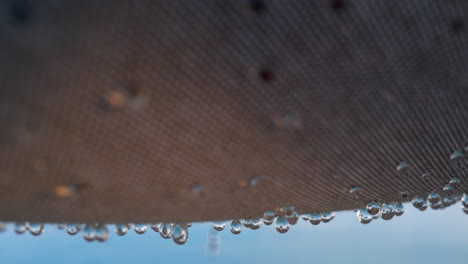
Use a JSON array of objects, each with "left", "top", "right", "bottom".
[
  {"left": 366, "top": 202, "right": 380, "bottom": 216},
  {"left": 115, "top": 224, "right": 130, "bottom": 236},
  {"left": 450, "top": 178, "right": 461, "bottom": 189},
  {"left": 394, "top": 202, "right": 404, "bottom": 216},
  {"left": 83, "top": 224, "right": 96, "bottom": 242},
  {"left": 357, "top": 208, "right": 372, "bottom": 224},
  {"left": 443, "top": 184, "right": 454, "bottom": 197},
  {"left": 412, "top": 196, "right": 428, "bottom": 211},
  {"left": 380, "top": 203, "right": 395, "bottom": 220},
  {"left": 263, "top": 211, "right": 275, "bottom": 225},
  {"left": 320, "top": 212, "right": 333, "bottom": 223},
  {"left": 172, "top": 224, "right": 189, "bottom": 245},
  {"left": 242, "top": 219, "right": 253, "bottom": 228},
  {"left": 150, "top": 223, "right": 162, "bottom": 233},
  {"left": 230, "top": 220, "right": 242, "bottom": 235},
  {"left": 428, "top": 191, "right": 441, "bottom": 205},
  {"left": 14, "top": 222, "right": 27, "bottom": 234},
  {"left": 133, "top": 224, "right": 147, "bottom": 234},
  {"left": 275, "top": 216, "right": 289, "bottom": 234},
  {"left": 250, "top": 219, "right": 262, "bottom": 230},
  {"left": 286, "top": 211, "right": 299, "bottom": 225},
  {"left": 213, "top": 221, "right": 226, "bottom": 231},
  {"left": 66, "top": 224, "right": 81, "bottom": 235},
  {"left": 160, "top": 223, "right": 174, "bottom": 239},
  {"left": 95, "top": 224, "right": 109, "bottom": 242},
  {"left": 27, "top": 223, "right": 44, "bottom": 236},
  {"left": 309, "top": 213, "right": 321, "bottom": 225}
]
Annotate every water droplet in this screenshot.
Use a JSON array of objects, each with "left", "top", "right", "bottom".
[
  {"left": 83, "top": 224, "right": 96, "bottom": 242},
  {"left": 280, "top": 206, "right": 295, "bottom": 216},
  {"left": 249, "top": 175, "right": 263, "bottom": 187},
  {"left": 250, "top": 219, "right": 262, "bottom": 230},
  {"left": 115, "top": 224, "right": 130, "bottom": 236},
  {"left": 450, "top": 149, "right": 464, "bottom": 160},
  {"left": 450, "top": 178, "right": 461, "bottom": 189},
  {"left": 133, "top": 224, "right": 147, "bottom": 234},
  {"left": 349, "top": 186, "right": 362, "bottom": 200},
  {"left": 309, "top": 213, "right": 322, "bottom": 225},
  {"left": 443, "top": 184, "right": 454, "bottom": 197},
  {"left": 461, "top": 193, "right": 468, "bottom": 208},
  {"left": 150, "top": 223, "right": 162, "bottom": 232},
  {"left": 396, "top": 161, "right": 410, "bottom": 172},
  {"left": 366, "top": 202, "right": 380, "bottom": 216},
  {"left": 230, "top": 220, "right": 242, "bottom": 235},
  {"left": 191, "top": 185, "right": 206, "bottom": 196},
  {"left": 172, "top": 224, "right": 189, "bottom": 245},
  {"left": 428, "top": 191, "right": 441, "bottom": 205},
  {"left": 380, "top": 203, "right": 395, "bottom": 220},
  {"left": 286, "top": 211, "right": 299, "bottom": 225},
  {"left": 95, "top": 224, "right": 109, "bottom": 242},
  {"left": 0, "top": 222, "right": 7, "bottom": 232},
  {"left": 14, "top": 222, "right": 27, "bottom": 234},
  {"left": 160, "top": 223, "right": 174, "bottom": 239},
  {"left": 263, "top": 211, "right": 275, "bottom": 225},
  {"left": 394, "top": 202, "right": 404, "bottom": 216},
  {"left": 412, "top": 196, "right": 428, "bottom": 211},
  {"left": 27, "top": 223, "right": 44, "bottom": 236},
  {"left": 462, "top": 207, "right": 468, "bottom": 214},
  {"left": 185, "top": 223, "right": 192, "bottom": 228},
  {"left": 275, "top": 216, "right": 289, "bottom": 234},
  {"left": 213, "top": 221, "right": 226, "bottom": 231},
  {"left": 320, "top": 212, "right": 333, "bottom": 223},
  {"left": 301, "top": 214, "right": 310, "bottom": 221},
  {"left": 421, "top": 172, "right": 430, "bottom": 179},
  {"left": 357, "top": 208, "right": 372, "bottom": 224},
  {"left": 57, "top": 224, "right": 66, "bottom": 230},
  {"left": 400, "top": 191, "right": 408, "bottom": 198},
  {"left": 66, "top": 224, "right": 81, "bottom": 235},
  {"left": 242, "top": 219, "right": 253, "bottom": 228}
]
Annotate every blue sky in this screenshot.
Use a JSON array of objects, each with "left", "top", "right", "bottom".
[{"left": 0, "top": 203, "right": 467, "bottom": 264}]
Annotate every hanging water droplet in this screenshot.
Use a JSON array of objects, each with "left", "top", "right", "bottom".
[
  {"left": 320, "top": 212, "right": 333, "bottom": 223},
  {"left": 83, "top": 224, "right": 96, "bottom": 242},
  {"left": 450, "top": 149, "right": 464, "bottom": 160},
  {"left": 450, "top": 178, "right": 461, "bottom": 189},
  {"left": 250, "top": 219, "right": 262, "bottom": 230},
  {"left": 134, "top": 224, "right": 147, "bottom": 234},
  {"left": 263, "top": 211, "right": 275, "bottom": 225},
  {"left": 160, "top": 223, "right": 174, "bottom": 239},
  {"left": 396, "top": 161, "right": 410, "bottom": 172},
  {"left": 213, "top": 221, "right": 226, "bottom": 231},
  {"left": 355, "top": 208, "right": 371, "bottom": 224},
  {"left": 185, "top": 223, "right": 192, "bottom": 228},
  {"left": 380, "top": 203, "right": 395, "bottom": 220},
  {"left": 57, "top": 224, "right": 66, "bottom": 230},
  {"left": 14, "top": 222, "right": 27, "bottom": 234},
  {"left": 301, "top": 214, "right": 310, "bottom": 221},
  {"left": 27, "top": 223, "right": 44, "bottom": 236},
  {"left": 349, "top": 186, "right": 362, "bottom": 200},
  {"left": 275, "top": 216, "right": 289, "bottom": 234},
  {"left": 443, "top": 184, "right": 454, "bottom": 197},
  {"left": 95, "top": 224, "right": 109, "bottom": 242},
  {"left": 66, "top": 224, "right": 81, "bottom": 235},
  {"left": 428, "top": 191, "right": 441, "bottom": 205},
  {"left": 309, "top": 213, "right": 322, "bottom": 225},
  {"left": 412, "top": 196, "right": 428, "bottom": 211},
  {"left": 286, "top": 211, "right": 299, "bottom": 225},
  {"left": 443, "top": 196, "right": 455, "bottom": 207},
  {"left": 400, "top": 191, "right": 408, "bottom": 198},
  {"left": 366, "top": 202, "right": 380, "bottom": 216},
  {"left": 242, "top": 219, "right": 253, "bottom": 228},
  {"left": 280, "top": 206, "right": 295, "bottom": 216},
  {"left": 115, "top": 224, "right": 130, "bottom": 236},
  {"left": 461, "top": 193, "right": 468, "bottom": 208},
  {"left": 394, "top": 202, "right": 404, "bottom": 216},
  {"left": 0, "top": 222, "right": 7, "bottom": 232},
  {"left": 172, "top": 224, "right": 189, "bottom": 245},
  {"left": 230, "top": 220, "right": 242, "bottom": 235},
  {"left": 151, "top": 223, "right": 162, "bottom": 232}
]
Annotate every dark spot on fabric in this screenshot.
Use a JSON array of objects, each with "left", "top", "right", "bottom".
[
  {"left": 250, "top": 0, "right": 266, "bottom": 14},
  {"left": 331, "top": 0, "right": 346, "bottom": 12},
  {"left": 451, "top": 19, "right": 464, "bottom": 34},
  {"left": 259, "top": 69, "right": 274, "bottom": 83},
  {"left": 9, "top": 1, "right": 32, "bottom": 26}
]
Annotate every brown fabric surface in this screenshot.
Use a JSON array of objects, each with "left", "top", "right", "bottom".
[{"left": 1, "top": 0, "right": 468, "bottom": 223}]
